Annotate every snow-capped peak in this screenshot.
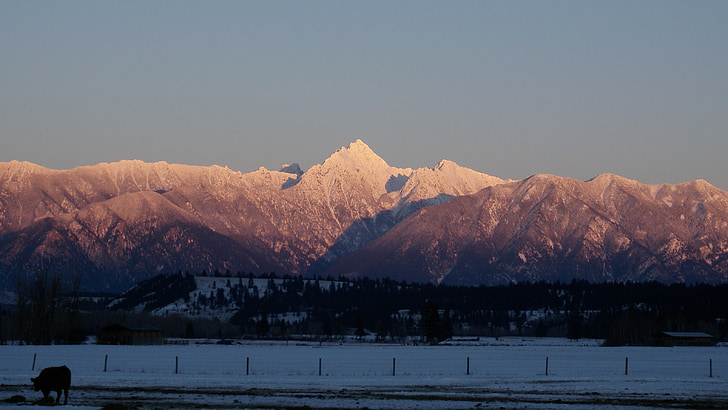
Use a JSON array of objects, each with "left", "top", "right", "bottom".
[
  {"left": 299, "top": 139, "right": 410, "bottom": 197},
  {"left": 394, "top": 159, "right": 505, "bottom": 203},
  {"left": 326, "top": 139, "right": 391, "bottom": 171},
  {"left": 434, "top": 159, "right": 460, "bottom": 171},
  {"left": 0, "top": 160, "right": 53, "bottom": 181}
]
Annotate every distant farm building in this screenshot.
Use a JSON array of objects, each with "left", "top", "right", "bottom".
[
  {"left": 98, "top": 324, "right": 164, "bottom": 345},
  {"left": 657, "top": 331, "right": 715, "bottom": 347}
]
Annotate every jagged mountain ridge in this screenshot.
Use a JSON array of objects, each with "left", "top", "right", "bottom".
[
  {"left": 0, "top": 140, "right": 503, "bottom": 291},
  {"left": 3, "top": 140, "right": 728, "bottom": 291},
  {"left": 326, "top": 173, "right": 728, "bottom": 285}
]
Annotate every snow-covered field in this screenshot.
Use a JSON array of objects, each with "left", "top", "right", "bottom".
[{"left": 2, "top": 338, "right": 728, "bottom": 409}]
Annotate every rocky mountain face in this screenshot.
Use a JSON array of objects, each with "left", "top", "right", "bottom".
[
  {"left": 0, "top": 140, "right": 503, "bottom": 291},
  {"left": 3, "top": 140, "right": 728, "bottom": 291},
  {"left": 326, "top": 173, "right": 728, "bottom": 285}
]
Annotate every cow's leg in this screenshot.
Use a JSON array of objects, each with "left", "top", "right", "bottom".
[
  {"left": 63, "top": 387, "right": 68, "bottom": 404},
  {"left": 55, "top": 389, "right": 61, "bottom": 404}
]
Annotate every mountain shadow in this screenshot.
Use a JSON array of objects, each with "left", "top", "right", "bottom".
[
  {"left": 306, "top": 194, "right": 455, "bottom": 278},
  {"left": 385, "top": 173, "right": 410, "bottom": 193}
]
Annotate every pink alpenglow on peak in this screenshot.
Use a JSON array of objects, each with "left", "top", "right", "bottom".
[{"left": 1, "top": 140, "right": 727, "bottom": 292}]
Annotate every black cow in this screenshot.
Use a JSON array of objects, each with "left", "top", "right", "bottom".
[{"left": 31, "top": 365, "right": 71, "bottom": 405}]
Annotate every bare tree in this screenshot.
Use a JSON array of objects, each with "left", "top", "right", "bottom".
[
  {"left": 14, "top": 269, "right": 30, "bottom": 343},
  {"left": 14, "top": 267, "right": 64, "bottom": 344}
]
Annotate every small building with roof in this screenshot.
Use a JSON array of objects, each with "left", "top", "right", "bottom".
[
  {"left": 98, "top": 324, "right": 164, "bottom": 345},
  {"left": 657, "top": 331, "right": 715, "bottom": 347}
]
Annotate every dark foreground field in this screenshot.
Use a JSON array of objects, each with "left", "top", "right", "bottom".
[
  {"left": 3, "top": 339, "right": 728, "bottom": 409},
  {"left": 4, "top": 382, "right": 728, "bottom": 409}
]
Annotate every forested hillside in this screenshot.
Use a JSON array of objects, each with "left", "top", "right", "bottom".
[
  {"left": 108, "top": 272, "right": 728, "bottom": 346},
  {"left": 4, "top": 269, "right": 728, "bottom": 346}
]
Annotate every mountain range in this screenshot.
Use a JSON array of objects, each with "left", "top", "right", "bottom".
[{"left": 2, "top": 140, "right": 728, "bottom": 292}]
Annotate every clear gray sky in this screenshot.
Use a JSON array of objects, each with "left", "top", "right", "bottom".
[{"left": 2, "top": 1, "right": 727, "bottom": 189}]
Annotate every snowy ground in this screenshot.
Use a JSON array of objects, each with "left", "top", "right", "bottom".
[{"left": 2, "top": 338, "right": 728, "bottom": 409}]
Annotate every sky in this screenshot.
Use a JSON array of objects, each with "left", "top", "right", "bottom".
[{"left": 1, "top": 1, "right": 727, "bottom": 189}]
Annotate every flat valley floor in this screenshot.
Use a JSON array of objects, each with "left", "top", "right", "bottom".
[{"left": 2, "top": 338, "right": 728, "bottom": 409}]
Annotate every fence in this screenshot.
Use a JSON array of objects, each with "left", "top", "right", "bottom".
[{"left": 4, "top": 342, "right": 726, "bottom": 385}]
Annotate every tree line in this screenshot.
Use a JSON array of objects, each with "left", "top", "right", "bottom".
[
  {"left": 0, "top": 268, "right": 84, "bottom": 344},
  {"left": 227, "top": 275, "right": 728, "bottom": 345},
  {"left": 3, "top": 269, "right": 728, "bottom": 345}
]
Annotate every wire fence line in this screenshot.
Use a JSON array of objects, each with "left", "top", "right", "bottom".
[{"left": 3, "top": 341, "right": 726, "bottom": 383}]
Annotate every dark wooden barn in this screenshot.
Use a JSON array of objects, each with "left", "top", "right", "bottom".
[
  {"left": 98, "top": 324, "right": 164, "bottom": 345},
  {"left": 657, "top": 331, "right": 715, "bottom": 347}
]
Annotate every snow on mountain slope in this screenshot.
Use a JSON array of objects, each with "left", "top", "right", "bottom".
[
  {"left": 0, "top": 159, "right": 257, "bottom": 235},
  {"left": 0, "top": 191, "right": 273, "bottom": 291},
  {"left": 4, "top": 139, "right": 728, "bottom": 291},
  {"left": 397, "top": 159, "right": 506, "bottom": 205},
  {"left": 0, "top": 160, "right": 54, "bottom": 182},
  {"left": 312, "top": 139, "right": 406, "bottom": 195},
  {"left": 0, "top": 140, "right": 507, "bottom": 291},
  {"left": 326, "top": 173, "right": 728, "bottom": 285},
  {"left": 286, "top": 141, "right": 505, "bottom": 274}
]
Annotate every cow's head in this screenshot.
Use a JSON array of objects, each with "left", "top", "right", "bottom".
[{"left": 30, "top": 377, "right": 40, "bottom": 391}]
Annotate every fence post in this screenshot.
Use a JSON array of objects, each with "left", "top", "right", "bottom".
[
  {"left": 624, "top": 357, "right": 628, "bottom": 376},
  {"left": 104, "top": 354, "right": 108, "bottom": 372},
  {"left": 175, "top": 356, "right": 179, "bottom": 374},
  {"left": 32, "top": 353, "right": 37, "bottom": 371},
  {"left": 392, "top": 357, "right": 396, "bottom": 376},
  {"left": 319, "top": 358, "right": 322, "bottom": 376},
  {"left": 466, "top": 357, "right": 470, "bottom": 375},
  {"left": 710, "top": 358, "right": 713, "bottom": 378},
  {"left": 545, "top": 356, "right": 549, "bottom": 376},
  {"left": 246, "top": 357, "right": 250, "bottom": 376}
]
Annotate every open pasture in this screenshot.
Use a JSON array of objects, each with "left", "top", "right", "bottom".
[{"left": 2, "top": 339, "right": 728, "bottom": 409}]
